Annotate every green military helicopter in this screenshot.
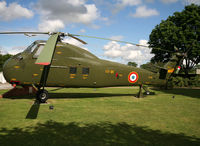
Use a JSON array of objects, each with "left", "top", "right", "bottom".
[{"left": 0, "top": 32, "right": 184, "bottom": 103}]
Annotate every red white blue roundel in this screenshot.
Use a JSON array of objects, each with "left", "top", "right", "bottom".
[{"left": 128, "top": 72, "right": 139, "bottom": 83}]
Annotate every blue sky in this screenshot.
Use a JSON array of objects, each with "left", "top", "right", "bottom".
[{"left": 0, "top": 0, "right": 199, "bottom": 66}]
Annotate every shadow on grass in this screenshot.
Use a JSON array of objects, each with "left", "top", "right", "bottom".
[
  {"left": 49, "top": 92, "right": 136, "bottom": 99},
  {"left": 0, "top": 121, "right": 199, "bottom": 146},
  {"left": 4, "top": 92, "right": 136, "bottom": 100},
  {"left": 25, "top": 100, "right": 40, "bottom": 119},
  {"left": 152, "top": 88, "right": 200, "bottom": 99}
]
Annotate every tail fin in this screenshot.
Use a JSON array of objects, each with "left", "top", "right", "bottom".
[{"left": 159, "top": 52, "right": 183, "bottom": 80}]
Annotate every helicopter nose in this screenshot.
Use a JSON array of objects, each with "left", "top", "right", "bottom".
[{"left": 3, "top": 58, "right": 14, "bottom": 83}]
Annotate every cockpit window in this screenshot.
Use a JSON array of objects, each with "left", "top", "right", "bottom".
[
  {"left": 33, "top": 45, "right": 44, "bottom": 58},
  {"left": 24, "top": 42, "right": 37, "bottom": 53}
]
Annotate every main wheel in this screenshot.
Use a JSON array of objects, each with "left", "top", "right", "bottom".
[{"left": 36, "top": 89, "right": 49, "bottom": 103}]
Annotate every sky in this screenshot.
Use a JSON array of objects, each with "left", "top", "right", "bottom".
[{"left": 0, "top": 0, "right": 199, "bottom": 66}]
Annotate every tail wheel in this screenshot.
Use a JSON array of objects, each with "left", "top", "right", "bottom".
[{"left": 36, "top": 89, "right": 49, "bottom": 103}]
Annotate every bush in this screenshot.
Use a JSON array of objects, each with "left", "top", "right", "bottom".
[
  {"left": 189, "top": 76, "right": 200, "bottom": 87},
  {"left": 167, "top": 75, "right": 200, "bottom": 88}
]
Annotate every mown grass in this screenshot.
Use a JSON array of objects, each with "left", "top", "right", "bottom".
[{"left": 0, "top": 87, "right": 200, "bottom": 146}]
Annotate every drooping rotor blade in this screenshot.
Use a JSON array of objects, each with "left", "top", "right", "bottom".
[
  {"left": 35, "top": 33, "right": 59, "bottom": 65},
  {"left": 69, "top": 34, "right": 173, "bottom": 52},
  {"left": 0, "top": 31, "right": 88, "bottom": 44},
  {"left": 0, "top": 31, "right": 173, "bottom": 53},
  {"left": 70, "top": 34, "right": 144, "bottom": 46},
  {"left": 0, "top": 31, "right": 50, "bottom": 35},
  {"left": 67, "top": 33, "right": 87, "bottom": 44}
]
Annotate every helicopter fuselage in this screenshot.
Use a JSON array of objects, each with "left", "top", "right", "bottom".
[{"left": 3, "top": 40, "right": 166, "bottom": 88}]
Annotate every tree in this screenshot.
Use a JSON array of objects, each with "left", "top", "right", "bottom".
[
  {"left": 149, "top": 4, "right": 200, "bottom": 74},
  {"left": 0, "top": 54, "right": 12, "bottom": 72},
  {"left": 127, "top": 62, "right": 137, "bottom": 67},
  {"left": 140, "top": 62, "right": 164, "bottom": 73}
]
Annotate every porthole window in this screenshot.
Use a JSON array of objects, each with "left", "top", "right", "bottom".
[
  {"left": 82, "top": 67, "right": 89, "bottom": 74},
  {"left": 70, "top": 67, "right": 77, "bottom": 74}
]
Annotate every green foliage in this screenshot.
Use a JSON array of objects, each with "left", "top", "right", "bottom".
[
  {"left": 189, "top": 76, "right": 200, "bottom": 87},
  {"left": 172, "top": 76, "right": 185, "bottom": 87},
  {"left": 127, "top": 61, "right": 137, "bottom": 67},
  {"left": 140, "top": 62, "right": 164, "bottom": 73},
  {"left": 149, "top": 4, "right": 200, "bottom": 74},
  {"left": 0, "top": 54, "right": 12, "bottom": 72},
  {"left": 168, "top": 75, "right": 200, "bottom": 87},
  {"left": 140, "top": 62, "right": 157, "bottom": 72},
  {"left": 194, "top": 64, "right": 200, "bottom": 69}
]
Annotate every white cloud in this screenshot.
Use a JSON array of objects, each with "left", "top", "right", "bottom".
[
  {"left": 113, "top": 0, "right": 142, "bottom": 14},
  {"left": 161, "top": 0, "right": 178, "bottom": 3},
  {"left": 36, "top": 0, "right": 101, "bottom": 31},
  {"left": 0, "top": 46, "right": 7, "bottom": 55},
  {"left": 103, "top": 40, "right": 154, "bottom": 65},
  {"left": 145, "top": 0, "right": 155, "bottom": 3},
  {"left": 184, "top": 0, "right": 200, "bottom": 5},
  {"left": 76, "top": 4, "right": 100, "bottom": 24},
  {"left": 80, "top": 29, "right": 86, "bottom": 33},
  {"left": 119, "top": 0, "right": 142, "bottom": 6},
  {"left": 90, "top": 24, "right": 101, "bottom": 29},
  {"left": 110, "top": 35, "right": 124, "bottom": 40},
  {"left": 0, "top": 46, "right": 26, "bottom": 55},
  {"left": 131, "top": 6, "right": 159, "bottom": 18},
  {"left": 0, "top": 1, "right": 33, "bottom": 21},
  {"left": 62, "top": 37, "right": 88, "bottom": 51},
  {"left": 100, "top": 17, "right": 109, "bottom": 21},
  {"left": 38, "top": 20, "right": 65, "bottom": 32},
  {"left": 8, "top": 50, "right": 22, "bottom": 55},
  {"left": 10, "top": 46, "right": 27, "bottom": 55}
]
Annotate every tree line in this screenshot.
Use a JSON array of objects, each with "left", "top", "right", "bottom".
[{"left": 128, "top": 4, "right": 200, "bottom": 87}]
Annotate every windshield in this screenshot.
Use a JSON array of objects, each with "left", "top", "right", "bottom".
[
  {"left": 33, "top": 45, "right": 44, "bottom": 58},
  {"left": 24, "top": 42, "right": 37, "bottom": 53}
]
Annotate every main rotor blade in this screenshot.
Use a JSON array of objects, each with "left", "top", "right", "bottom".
[
  {"left": 70, "top": 34, "right": 145, "bottom": 46},
  {"left": 0, "top": 32, "right": 50, "bottom": 35},
  {"left": 35, "top": 33, "right": 59, "bottom": 65},
  {"left": 69, "top": 34, "right": 173, "bottom": 52},
  {"left": 0, "top": 31, "right": 173, "bottom": 53},
  {"left": 67, "top": 34, "right": 87, "bottom": 44}
]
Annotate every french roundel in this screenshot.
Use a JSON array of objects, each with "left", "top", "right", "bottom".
[{"left": 128, "top": 72, "right": 139, "bottom": 83}]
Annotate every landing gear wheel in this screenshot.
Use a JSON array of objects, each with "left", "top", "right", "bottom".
[{"left": 36, "top": 89, "right": 48, "bottom": 103}]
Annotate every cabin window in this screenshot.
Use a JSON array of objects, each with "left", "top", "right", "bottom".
[
  {"left": 70, "top": 67, "right": 77, "bottom": 74},
  {"left": 33, "top": 45, "right": 44, "bottom": 58},
  {"left": 24, "top": 43, "right": 37, "bottom": 53},
  {"left": 82, "top": 67, "right": 89, "bottom": 74}
]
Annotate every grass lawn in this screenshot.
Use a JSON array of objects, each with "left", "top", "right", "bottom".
[{"left": 0, "top": 87, "right": 200, "bottom": 146}]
